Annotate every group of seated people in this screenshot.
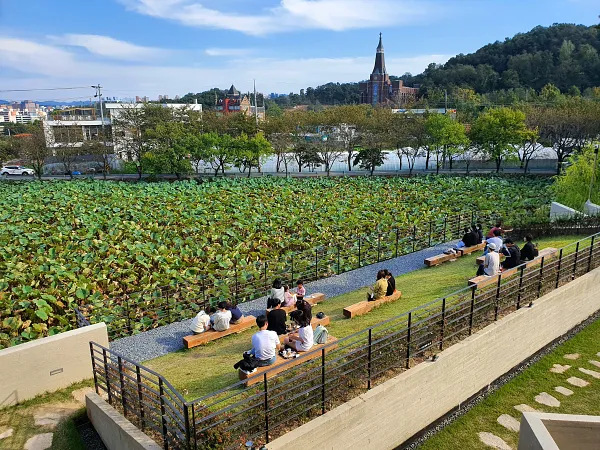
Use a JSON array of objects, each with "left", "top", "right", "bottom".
[
  {"left": 251, "top": 297, "right": 315, "bottom": 367},
  {"left": 267, "top": 278, "right": 305, "bottom": 308},
  {"left": 190, "top": 301, "right": 244, "bottom": 334},
  {"left": 476, "top": 225, "right": 540, "bottom": 277},
  {"left": 369, "top": 269, "right": 396, "bottom": 301},
  {"left": 456, "top": 223, "right": 485, "bottom": 249}
]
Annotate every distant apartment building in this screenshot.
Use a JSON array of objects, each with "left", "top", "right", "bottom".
[
  {"left": 216, "top": 85, "right": 266, "bottom": 120},
  {"left": 0, "top": 103, "right": 46, "bottom": 124},
  {"left": 43, "top": 102, "right": 202, "bottom": 159}
]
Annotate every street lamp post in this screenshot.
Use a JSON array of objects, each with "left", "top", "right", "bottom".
[{"left": 588, "top": 144, "right": 599, "bottom": 202}]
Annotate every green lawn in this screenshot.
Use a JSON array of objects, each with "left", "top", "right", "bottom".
[
  {"left": 0, "top": 380, "right": 92, "bottom": 450},
  {"left": 146, "top": 235, "right": 583, "bottom": 401},
  {"left": 419, "top": 317, "right": 600, "bottom": 450}
]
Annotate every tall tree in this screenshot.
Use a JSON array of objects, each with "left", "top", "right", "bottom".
[{"left": 19, "top": 122, "right": 49, "bottom": 180}]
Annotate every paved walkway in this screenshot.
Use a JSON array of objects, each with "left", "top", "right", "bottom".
[{"left": 110, "top": 240, "right": 455, "bottom": 362}]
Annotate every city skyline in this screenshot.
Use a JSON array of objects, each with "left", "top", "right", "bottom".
[{"left": 0, "top": 0, "right": 597, "bottom": 101}]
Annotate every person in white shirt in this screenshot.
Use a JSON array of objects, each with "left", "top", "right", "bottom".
[
  {"left": 210, "top": 301, "right": 232, "bottom": 332},
  {"left": 477, "top": 243, "right": 500, "bottom": 276},
  {"left": 485, "top": 229, "right": 503, "bottom": 254},
  {"left": 190, "top": 309, "right": 211, "bottom": 334},
  {"left": 250, "top": 315, "right": 281, "bottom": 366},
  {"left": 284, "top": 310, "right": 314, "bottom": 352},
  {"left": 268, "top": 278, "right": 285, "bottom": 309}
]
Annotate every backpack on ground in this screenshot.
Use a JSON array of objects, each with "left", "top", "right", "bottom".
[{"left": 313, "top": 325, "right": 329, "bottom": 344}]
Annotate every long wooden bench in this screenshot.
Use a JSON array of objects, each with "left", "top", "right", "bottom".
[
  {"left": 468, "top": 248, "right": 558, "bottom": 289},
  {"left": 279, "top": 292, "right": 325, "bottom": 314},
  {"left": 183, "top": 315, "right": 256, "bottom": 349},
  {"left": 343, "top": 290, "right": 402, "bottom": 319},
  {"left": 239, "top": 336, "right": 338, "bottom": 386},
  {"left": 425, "top": 242, "right": 486, "bottom": 267},
  {"left": 279, "top": 315, "right": 330, "bottom": 344}
]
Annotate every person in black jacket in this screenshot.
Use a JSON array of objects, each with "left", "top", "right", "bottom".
[
  {"left": 383, "top": 269, "right": 396, "bottom": 296},
  {"left": 476, "top": 223, "right": 484, "bottom": 244},
  {"left": 501, "top": 239, "right": 521, "bottom": 269},
  {"left": 520, "top": 234, "right": 538, "bottom": 261},
  {"left": 266, "top": 300, "right": 287, "bottom": 335}
]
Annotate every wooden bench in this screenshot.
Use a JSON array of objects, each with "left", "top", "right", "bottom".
[
  {"left": 279, "top": 292, "right": 325, "bottom": 314},
  {"left": 343, "top": 290, "right": 402, "bottom": 319},
  {"left": 279, "top": 315, "right": 330, "bottom": 344},
  {"left": 425, "top": 242, "right": 486, "bottom": 267},
  {"left": 239, "top": 336, "right": 338, "bottom": 386},
  {"left": 468, "top": 248, "right": 558, "bottom": 289},
  {"left": 183, "top": 315, "right": 256, "bottom": 349}
]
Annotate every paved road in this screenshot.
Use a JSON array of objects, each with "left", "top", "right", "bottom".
[{"left": 109, "top": 240, "right": 454, "bottom": 362}]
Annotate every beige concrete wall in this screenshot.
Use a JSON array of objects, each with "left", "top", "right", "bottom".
[
  {"left": 0, "top": 323, "right": 108, "bottom": 407},
  {"left": 86, "top": 392, "right": 162, "bottom": 450},
  {"left": 268, "top": 267, "right": 600, "bottom": 450}
]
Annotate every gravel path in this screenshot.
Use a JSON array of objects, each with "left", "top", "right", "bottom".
[{"left": 110, "top": 240, "right": 456, "bottom": 362}]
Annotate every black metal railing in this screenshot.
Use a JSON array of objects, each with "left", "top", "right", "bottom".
[
  {"left": 90, "top": 232, "right": 600, "bottom": 449},
  {"left": 80, "top": 209, "right": 499, "bottom": 340}
]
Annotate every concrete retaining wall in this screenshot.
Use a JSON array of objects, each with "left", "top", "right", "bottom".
[
  {"left": 267, "top": 267, "right": 600, "bottom": 450},
  {"left": 550, "top": 202, "right": 581, "bottom": 221},
  {"left": 86, "top": 392, "right": 161, "bottom": 450},
  {"left": 0, "top": 323, "right": 108, "bottom": 407}
]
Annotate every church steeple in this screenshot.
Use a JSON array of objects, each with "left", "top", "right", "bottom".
[{"left": 372, "top": 32, "right": 387, "bottom": 75}]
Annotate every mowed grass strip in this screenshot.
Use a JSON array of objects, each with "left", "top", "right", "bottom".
[
  {"left": 419, "top": 317, "right": 600, "bottom": 450},
  {"left": 145, "top": 236, "right": 583, "bottom": 400}
]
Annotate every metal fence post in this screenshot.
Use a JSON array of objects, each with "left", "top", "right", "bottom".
[
  {"left": 367, "top": 328, "right": 372, "bottom": 390},
  {"left": 572, "top": 242, "right": 580, "bottom": 280},
  {"left": 183, "top": 403, "right": 191, "bottom": 450},
  {"left": 291, "top": 256, "right": 294, "bottom": 285},
  {"left": 234, "top": 264, "right": 239, "bottom": 302},
  {"left": 102, "top": 348, "right": 112, "bottom": 404},
  {"left": 337, "top": 245, "right": 341, "bottom": 275},
  {"left": 588, "top": 235, "right": 596, "bottom": 273},
  {"left": 468, "top": 286, "right": 476, "bottom": 335},
  {"left": 428, "top": 221, "right": 433, "bottom": 247},
  {"left": 494, "top": 275, "right": 501, "bottom": 320},
  {"left": 118, "top": 356, "right": 127, "bottom": 416},
  {"left": 406, "top": 312, "right": 412, "bottom": 369},
  {"left": 315, "top": 248, "right": 318, "bottom": 280},
  {"left": 264, "top": 262, "right": 268, "bottom": 290},
  {"left": 443, "top": 217, "right": 447, "bottom": 242},
  {"left": 555, "top": 249, "right": 563, "bottom": 289},
  {"left": 412, "top": 226, "right": 416, "bottom": 253},
  {"left": 165, "top": 289, "right": 171, "bottom": 325},
  {"left": 395, "top": 227, "right": 400, "bottom": 258},
  {"left": 263, "top": 374, "right": 269, "bottom": 444},
  {"left": 377, "top": 233, "right": 381, "bottom": 262},
  {"left": 358, "top": 236, "right": 362, "bottom": 268},
  {"left": 321, "top": 348, "right": 326, "bottom": 414},
  {"left": 90, "top": 343, "right": 99, "bottom": 395},
  {"left": 516, "top": 265, "right": 525, "bottom": 309},
  {"left": 439, "top": 298, "right": 446, "bottom": 351},
  {"left": 125, "top": 297, "right": 132, "bottom": 335},
  {"left": 136, "top": 366, "right": 145, "bottom": 431},
  {"left": 158, "top": 378, "right": 169, "bottom": 450},
  {"left": 537, "top": 256, "right": 545, "bottom": 300}
]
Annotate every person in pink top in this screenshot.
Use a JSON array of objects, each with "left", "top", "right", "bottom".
[
  {"left": 295, "top": 279, "right": 306, "bottom": 298},
  {"left": 283, "top": 285, "right": 296, "bottom": 307}
]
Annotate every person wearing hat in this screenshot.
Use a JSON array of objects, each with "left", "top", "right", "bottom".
[{"left": 476, "top": 242, "right": 500, "bottom": 276}]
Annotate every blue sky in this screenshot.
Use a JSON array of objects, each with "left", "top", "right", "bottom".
[{"left": 0, "top": 0, "right": 597, "bottom": 101}]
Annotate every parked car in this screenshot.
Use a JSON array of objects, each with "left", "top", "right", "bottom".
[{"left": 1, "top": 165, "right": 35, "bottom": 176}]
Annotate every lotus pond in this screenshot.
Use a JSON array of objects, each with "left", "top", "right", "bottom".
[{"left": 0, "top": 176, "right": 553, "bottom": 347}]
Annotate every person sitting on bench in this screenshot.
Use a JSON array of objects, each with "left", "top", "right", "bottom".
[
  {"left": 476, "top": 243, "right": 500, "bottom": 277},
  {"left": 487, "top": 221, "right": 513, "bottom": 239},
  {"left": 384, "top": 269, "right": 396, "bottom": 296},
  {"left": 226, "top": 301, "right": 244, "bottom": 325},
  {"left": 283, "top": 285, "right": 296, "bottom": 307},
  {"left": 190, "top": 307, "right": 212, "bottom": 334},
  {"left": 267, "top": 299, "right": 287, "bottom": 335},
  {"left": 475, "top": 223, "right": 484, "bottom": 244},
  {"left": 284, "top": 310, "right": 314, "bottom": 353},
  {"left": 484, "top": 229, "right": 503, "bottom": 255},
  {"left": 295, "top": 279, "right": 306, "bottom": 299},
  {"left": 520, "top": 234, "right": 539, "bottom": 262},
  {"left": 250, "top": 315, "right": 281, "bottom": 367},
  {"left": 210, "top": 301, "right": 232, "bottom": 332},
  {"left": 295, "top": 298, "right": 313, "bottom": 322},
  {"left": 501, "top": 239, "right": 521, "bottom": 270},
  {"left": 369, "top": 270, "right": 388, "bottom": 301},
  {"left": 456, "top": 227, "right": 478, "bottom": 249},
  {"left": 270, "top": 278, "right": 285, "bottom": 304}
]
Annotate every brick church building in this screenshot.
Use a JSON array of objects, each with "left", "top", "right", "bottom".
[{"left": 359, "top": 34, "right": 419, "bottom": 106}]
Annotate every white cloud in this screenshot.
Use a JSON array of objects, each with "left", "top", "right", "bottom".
[
  {"left": 121, "top": 0, "right": 438, "bottom": 35},
  {"left": 49, "top": 34, "right": 167, "bottom": 61},
  {"left": 204, "top": 48, "right": 254, "bottom": 57},
  {"left": 0, "top": 36, "right": 450, "bottom": 100}
]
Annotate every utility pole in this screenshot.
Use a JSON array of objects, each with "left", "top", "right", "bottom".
[
  {"left": 92, "top": 84, "right": 107, "bottom": 178},
  {"left": 444, "top": 89, "right": 448, "bottom": 114}
]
